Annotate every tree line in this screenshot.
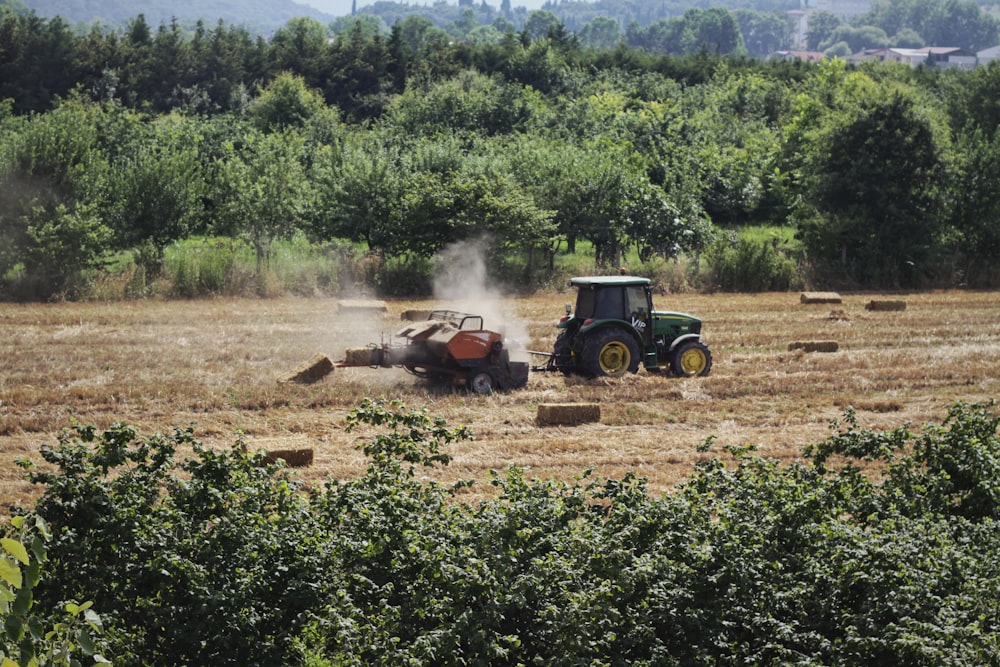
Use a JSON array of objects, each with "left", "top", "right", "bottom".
[{"left": 2, "top": 7, "right": 1000, "bottom": 300}]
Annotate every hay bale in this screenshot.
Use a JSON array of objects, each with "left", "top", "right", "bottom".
[
  {"left": 280, "top": 353, "right": 334, "bottom": 384},
  {"left": 801, "top": 292, "right": 842, "bottom": 304},
  {"left": 344, "top": 347, "right": 376, "bottom": 366},
  {"left": 262, "top": 448, "right": 314, "bottom": 467},
  {"left": 401, "top": 309, "right": 433, "bottom": 321},
  {"left": 788, "top": 341, "right": 839, "bottom": 353},
  {"left": 866, "top": 300, "right": 906, "bottom": 311},
  {"left": 536, "top": 403, "right": 601, "bottom": 426},
  {"left": 337, "top": 299, "right": 388, "bottom": 314}
]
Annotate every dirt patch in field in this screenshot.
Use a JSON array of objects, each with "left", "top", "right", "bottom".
[{"left": 1, "top": 291, "right": 998, "bottom": 510}]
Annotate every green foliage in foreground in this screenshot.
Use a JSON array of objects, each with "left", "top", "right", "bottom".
[
  {"left": 0, "top": 515, "right": 109, "bottom": 667},
  {"left": 10, "top": 399, "right": 1000, "bottom": 666}
]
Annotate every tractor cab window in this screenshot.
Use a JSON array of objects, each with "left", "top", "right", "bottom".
[
  {"left": 575, "top": 287, "right": 625, "bottom": 320},
  {"left": 575, "top": 289, "right": 597, "bottom": 319},
  {"left": 625, "top": 286, "right": 650, "bottom": 322},
  {"left": 594, "top": 287, "right": 625, "bottom": 320}
]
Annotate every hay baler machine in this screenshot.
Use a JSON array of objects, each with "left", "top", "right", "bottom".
[{"left": 338, "top": 310, "right": 529, "bottom": 394}]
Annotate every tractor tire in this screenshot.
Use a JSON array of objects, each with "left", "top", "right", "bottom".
[
  {"left": 467, "top": 370, "right": 497, "bottom": 395},
  {"left": 581, "top": 328, "right": 640, "bottom": 378},
  {"left": 670, "top": 340, "right": 713, "bottom": 377},
  {"left": 552, "top": 330, "right": 575, "bottom": 375}
]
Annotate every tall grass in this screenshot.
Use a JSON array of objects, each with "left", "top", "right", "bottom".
[
  {"left": 79, "top": 227, "right": 809, "bottom": 301},
  {"left": 83, "top": 236, "right": 350, "bottom": 299}
]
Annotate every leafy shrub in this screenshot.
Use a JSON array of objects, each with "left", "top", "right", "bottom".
[
  {"left": 0, "top": 515, "right": 109, "bottom": 667},
  {"left": 704, "top": 235, "right": 803, "bottom": 292},
  {"left": 14, "top": 402, "right": 1000, "bottom": 666}
]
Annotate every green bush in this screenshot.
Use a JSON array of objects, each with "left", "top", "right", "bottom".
[
  {"left": 704, "top": 234, "right": 803, "bottom": 292},
  {"left": 15, "top": 401, "right": 1000, "bottom": 666}
]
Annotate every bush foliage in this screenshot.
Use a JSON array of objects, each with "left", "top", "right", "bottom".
[{"left": 8, "top": 399, "right": 1000, "bottom": 665}]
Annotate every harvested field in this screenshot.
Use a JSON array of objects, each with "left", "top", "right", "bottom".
[{"left": 1, "top": 291, "right": 998, "bottom": 510}]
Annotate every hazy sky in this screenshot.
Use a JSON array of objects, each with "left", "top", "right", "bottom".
[{"left": 298, "top": 0, "right": 547, "bottom": 19}]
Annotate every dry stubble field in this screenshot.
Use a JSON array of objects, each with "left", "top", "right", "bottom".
[{"left": 1, "top": 289, "right": 998, "bottom": 510}]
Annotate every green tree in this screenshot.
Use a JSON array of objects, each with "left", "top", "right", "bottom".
[
  {"left": 578, "top": 16, "right": 623, "bottom": 50},
  {"left": 215, "top": 128, "right": 314, "bottom": 288},
  {"left": 310, "top": 129, "right": 404, "bottom": 253},
  {"left": 0, "top": 96, "right": 113, "bottom": 299},
  {"left": 522, "top": 10, "right": 562, "bottom": 41},
  {"left": 329, "top": 13, "right": 388, "bottom": 39},
  {"left": 819, "top": 24, "right": 889, "bottom": 52},
  {"left": 947, "top": 129, "right": 1000, "bottom": 286},
  {"left": 678, "top": 8, "right": 746, "bottom": 56},
  {"left": 734, "top": 9, "right": 794, "bottom": 59},
  {"left": 269, "top": 17, "right": 329, "bottom": 89},
  {"left": 795, "top": 85, "right": 950, "bottom": 287},
  {"left": 805, "top": 10, "right": 841, "bottom": 50},
  {"left": 249, "top": 71, "right": 325, "bottom": 131},
  {"left": 103, "top": 112, "right": 208, "bottom": 276}
]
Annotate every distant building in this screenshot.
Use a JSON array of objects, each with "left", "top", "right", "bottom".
[
  {"left": 848, "top": 46, "right": 977, "bottom": 68},
  {"left": 847, "top": 47, "right": 927, "bottom": 66},
  {"left": 979, "top": 45, "right": 1000, "bottom": 65},
  {"left": 919, "top": 47, "right": 977, "bottom": 69}
]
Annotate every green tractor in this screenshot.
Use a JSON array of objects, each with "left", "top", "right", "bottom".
[{"left": 544, "top": 276, "right": 712, "bottom": 378}]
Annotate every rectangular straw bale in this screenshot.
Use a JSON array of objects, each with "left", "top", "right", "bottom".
[
  {"left": 401, "top": 309, "right": 433, "bottom": 321},
  {"left": 866, "top": 300, "right": 907, "bottom": 311},
  {"left": 536, "top": 403, "right": 601, "bottom": 426},
  {"left": 337, "top": 299, "right": 388, "bottom": 314},
  {"left": 800, "top": 292, "right": 842, "bottom": 304},
  {"left": 344, "top": 347, "right": 376, "bottom": 366},
  {"left": 262, "top": 448, "right": 314, "bottom": 467},
  {"left": 279, "top": 353, "right": 334, "bottom": 384},
  {"left": 788, "top": 341, "right": 839, "bottom": 353}
]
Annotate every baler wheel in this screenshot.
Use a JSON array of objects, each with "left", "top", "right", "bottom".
[{"left": 467, "top": 370, "right": 496, "bottom": 395}]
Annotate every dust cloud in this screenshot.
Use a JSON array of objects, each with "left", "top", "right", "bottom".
[{"left": 431, "top": 239, "right": 531, "bottom": 361}]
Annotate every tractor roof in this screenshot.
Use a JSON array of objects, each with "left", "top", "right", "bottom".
[{"left": 569, "top": 275, "right": 651, "bottom": 288}]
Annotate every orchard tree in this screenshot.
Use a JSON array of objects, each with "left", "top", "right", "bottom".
[
  {"left": 214, "top": 128, "right": 314, "bottom": 286},
  {"left": 0, "top": 95, "right": 113, "bottom": 298},
  {"left": 104, "top": 113, "right": 208, "bottom": 275},
  {"left": 310, "top": 129, "right": 404, "bottom": 253}
]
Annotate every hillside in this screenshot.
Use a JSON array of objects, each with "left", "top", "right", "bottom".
[{"left": 20, "top": 0, "right": 337, "bottom": 31}]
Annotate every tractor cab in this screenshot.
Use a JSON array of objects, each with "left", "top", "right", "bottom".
[{"left": 569, "top": 276, "right": 653, "bottom": 342}]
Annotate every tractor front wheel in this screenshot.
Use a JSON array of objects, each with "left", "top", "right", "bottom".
[
  {"left": 581, "top": 328, "right": 640, "bottom": 378},
  {"left": 671, "top": 340, "right": 713, "bottom": 377}
]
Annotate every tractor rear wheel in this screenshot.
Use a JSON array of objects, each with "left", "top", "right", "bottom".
[
  {"left": 581, "top": 328, "right": 640, "bottom": 378},
  {"left": 467, "top": 370, "right": 496, "bottom": 394},
  {"left": 671, "top": 340, "right": 713, "bottom": 377}
]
